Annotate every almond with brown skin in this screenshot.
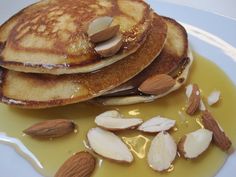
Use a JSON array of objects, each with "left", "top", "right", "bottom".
[
  {"left": 138, "top": 74, "right": 175, "bottom": 95},
  {"left": 55, "top": 151, "right": 96, "bottom": 177},
  {"left": 186, "top": 84, "right": 200, "bottom": 115},
  {"left": 23, "top": 119, "right": 76, "bottom": 138},
  {"left": 202, "top": 110, "right": 232, "bottom": 151}
]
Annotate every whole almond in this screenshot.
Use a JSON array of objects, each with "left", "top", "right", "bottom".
[
  {"left": 186, "top": 84, "right": 200, "bottom": 115},
  {"left": 138, "top": 74, "right": 175, "bottom": 95},
  {"left": 23, "top": 119, "right": 76, "bottom": 138},
  {"left": 202, "top": 110, "right": 232, "bottom": 151},
  {"left": 55, "top": 151, "right": 96, "bottom": 177}
]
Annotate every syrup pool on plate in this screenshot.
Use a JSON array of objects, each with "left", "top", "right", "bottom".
[{"left": 0, "top": 52, "right": 235, "bottom": 177}]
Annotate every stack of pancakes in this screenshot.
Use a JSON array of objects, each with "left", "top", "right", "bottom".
[{"left": 0, "top": 0, "right": 193, "bottom": 109}]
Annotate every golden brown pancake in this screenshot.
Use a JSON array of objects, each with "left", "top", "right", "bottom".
[
  {"left": 0, "top": 14, "right": 167, "bottom": 109},
  {"left": 96, "top": 17, "right": 192, "bottom": 105},
  {"left": 102, "top": 17, "right": 188, "bottom": 97},
  {"left": 0, "top": 0, "right": 152, "bottom": 75}
]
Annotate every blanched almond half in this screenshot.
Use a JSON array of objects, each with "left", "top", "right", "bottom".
[
  {"left": 95, "top": 110, "right": 143, "bottom": 130},
  {"left": 95, "top": 33, "right": 123, "bottom": 57},
  {"left": 199, "top": 99, "right": 206, "bottom": 111},
  {"left": 138, "top": 116, "right": 175, "bottom": 133},
  {"left": 148, "top": 131, "right": 177, "bottom": 172},
  {"left": 87, "top": 127, "right": 133, "bottom": 163},
  {"left": 207, "top": 91, "right": 221, "bottom": 106},
  {"left": 90, "top": 25, "right": 120, "bottom": 43},
  {"left": 178, "top": 129, "right": 213, "bottom": 159},
  {"left": 138, "top": 74, "right": 175, "bottom": 95},
  {"left": 87, "top": 16, "right": 113, "bottom": 36},
  {"left": 185, "top": 84, "right": 193, "bottom": 98}
]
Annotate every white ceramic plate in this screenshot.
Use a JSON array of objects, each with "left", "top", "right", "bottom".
[{"left": 0, "top": 1, "right": 236, "bottom": 177}]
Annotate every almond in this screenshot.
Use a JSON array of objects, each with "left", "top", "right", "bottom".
[
  {"left": 138, "top": 116, "right": 176, "bottom": 133},
  {"left": 87, "top": 127, "right": 133, "bottom": 163},
  {"left": 178, "top": 129, "right": 213, "bottom": 159},
  {"left": 207, "top": 91, "right": 221, "bottom": 106},
  {"left": 202, "top": 110, "right": 232, "bottom": 151},
  {"left": 95, "top": 33, "right": 123, "bottom": 57},
  {"left": 55, "top": 151, "right": 96, "bottom": 177},
  {"left": 186, "top": 84, "right": 201, "bottom": 115},
  {"left": 138, "top": 74, "right": 175, "bottom": 95},
  {"left": 90, "top": 25, "right": 120, "bottom": 43},
  {"left": 23, "top": 119, "right": 76, "bottom": 138},
  {"left": 199, "top": 99, "right": 206, "bottom": 111},
  {"left": 87, "top": 16, "right": 113, "bottom": 37},
  {"left": 95, "top": 110, "right": 143, "bottom": 131},
  {"left": 147, "top": 131, "right": 177, "bottom": 171}
]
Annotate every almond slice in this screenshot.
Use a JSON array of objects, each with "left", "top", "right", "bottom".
[
  {"left": 87, "top": 127, "right": 133, "bottom": 163},
  {"left": 55, "top": 151, "right": 96, "bottom": 177},
  {"left": 138, "top": 116, "right": 175, "bottom": 133},
  {"left": 90, "top": 25, "right": 120, "bottom": 43},
  {"left": 202, "top": 110, "right": 232, "bottom": 151},
  {"left": 199, "top": 99, "right": 206, "bottom": 111},
  {"left": 185, "top": 84, "right": 193, "bottom": 98},
  {"left": 95, "top": 110, "right": 143, "bottom": 131},
  {"left": 23, "top": 119, "right": 76, "bottom": 139},
  {"left": 178, "top": 129, "right": 213, "bottom": 158},
  {"left": 148, "top": 131, "right": 177, "bottom": 172},
  {"left": 186, "top": 84, "right": 201, "bottom": 115},
  {"left": 95, "top": 33, "right": 123, "bottom": 57},
  {"left": 87, "top": 16, "right": 113, "bottom": 36},
  {"left": 207, "top": 91, "right": 221, "bottom": 106},
  {"left": 138, "top": 74, "right": 175, "bottom": 95}
]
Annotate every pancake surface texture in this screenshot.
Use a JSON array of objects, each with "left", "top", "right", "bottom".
[
  {"left": 0, "top": 15, "right": 167, "bottom": 109},
  {"left": 0, "top": 0, "right": 152, "bottom": 74}
]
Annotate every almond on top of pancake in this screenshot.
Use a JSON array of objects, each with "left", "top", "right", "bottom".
[
  {"left": 0, "top": 14, "right": 167, "bottom": 109},
  {"left": 0, "top": 0, "right": 153, "bottom": 75}
]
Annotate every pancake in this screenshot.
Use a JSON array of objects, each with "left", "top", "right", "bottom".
[
  {"left": 0, "top": 14, "right": 167, "bottom": 109},
  {"left": 95, "top": 17, "right": 193, "bottom": 105},
  {"left": 0, "top": 0, "right": 152, "bottom": 75}
]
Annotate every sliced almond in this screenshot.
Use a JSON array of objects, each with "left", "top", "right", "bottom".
[
  {"left": 186, "top": 84, "right": 201, "bottom": 115},
  {"left": 138, "top": 74, "right": 175, "bottom": 95},
  {"left": 185, "top": 84, "right": 193, "bottom": 98},
  {"left": 95, "top": 33, "right": 123, "bottom": 57},
  {"left": 95, "top": 110, "right": 143, "bottom": 131},
  {"left": 90, "top": 25, "right": 120, "bottom": 43},
  {"left": 138, "top": 116, "right": 176, "bottom": 133},
  {"left": 87, "top": 127, "right": 133, "bottom": 163},
  {"left": 23, "top": 119, "right": 76, "bottom": 138},
  {"left": 55, "top": 151, "right": 96, "bottom": 177},
  {"left": 148, "top": 131, "right": 177, "bottom": 172},
  {"left": 199, "top": 99, "right": 206, "bottom": 111},
  {"left": 178, "top": 129, "right": 213, "bottom": 159},
  {"left": 87, "top": 16, "right": 113, "bottom": 36},
  {"left": 207, "top": 91, "right": 221, "bottom": 106},
  {"left": 202, "top": 110, "right": 232, "bottom": 151}
]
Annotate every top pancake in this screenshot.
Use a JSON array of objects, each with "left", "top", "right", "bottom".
[{"left": 0, "top": 0, "right": 152, "bottom": 75}]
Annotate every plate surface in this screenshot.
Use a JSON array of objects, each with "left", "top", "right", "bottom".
[{"left": 0, "top": 0, "right": 236, "bottom": 177}]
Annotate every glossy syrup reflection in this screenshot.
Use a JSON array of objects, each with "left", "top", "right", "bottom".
[{"left": 0, "top": 53, "right": 235, "bottom": 177}]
